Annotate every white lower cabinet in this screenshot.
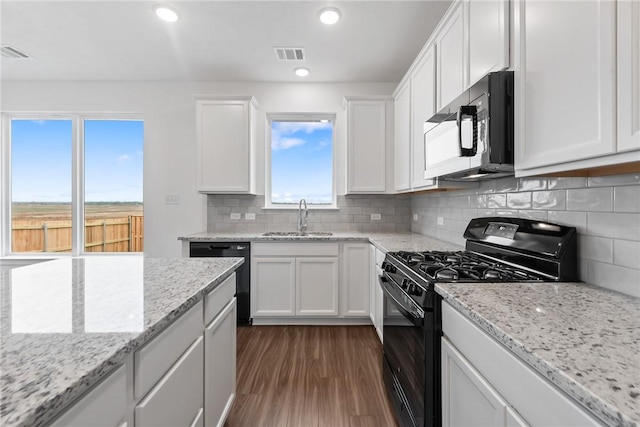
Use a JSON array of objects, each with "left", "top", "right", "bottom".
[
  {"left": 50, "top": 365, "right": 127, "bottom": 427},
  {"left": 369, "top": 244, "right": 384, "bottom": 342},
  {"left": 204, "top": 299, "right": 237, "bottom": 427},
  {"left": 341, "top": 243, "right": 369, "bottom": 317},
  {"left": 135, "top": 337, "right": 204, "bottom": 427},
  {"left": 297, "top": 257, "right": 339, "bottom": 316},
  {"left": 252, "top": 243, "right": 340, "bottom": 319},
  {"left": 442, "top": 302, "right": 601, "bottom": 427},
  {"left": 252, "top": 242, "right": 371, "bottom": 322},
  {"left": 442, "top": 338, "right": 518, "bottom": 427}
]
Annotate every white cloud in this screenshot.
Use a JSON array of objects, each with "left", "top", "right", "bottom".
[
  {"left": 116, "top": 154, "right": 132, "bottom": 165},
  {"left": 272, "top": 137, "right": 305, "bottom": 150},
  {"left": 271, "top": 121, "right": 332, "bottom": 150}
]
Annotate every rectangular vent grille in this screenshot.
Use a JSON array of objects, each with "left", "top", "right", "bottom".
[
  {"left": 1, "top": 45, "right": 30, "bottom": 59},
  {"left": 274, "top": 47, "right": 305, "bottom": 61}
]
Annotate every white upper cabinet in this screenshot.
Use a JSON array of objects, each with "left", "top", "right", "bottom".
[
  {"left": 435, "top": 1, "right": 466, "bottom": 111},
  {"left": 344, "top": 97, "right": 389, "bottom": 193},
  {"left": 468, "top": 0, "right": 509, "bottom": 87},
  {"left": 411, "top": 46, "right": 437, "bottom": 190},
  {"left": 617, "top": 0, "right": 640, "bottom": 152},
  {"left": 394, "top": 81, "right": 412, "bottom": 192},
  {"left": 515, "top": 1, "right": 618, "bottom": 172},
  {"left": 196, "top": 96, "right": 258, "bottom": 194}
]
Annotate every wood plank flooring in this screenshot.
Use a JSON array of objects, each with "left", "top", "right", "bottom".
[{"left": 225, "top": 325, "right": 399, "bottom": 427}]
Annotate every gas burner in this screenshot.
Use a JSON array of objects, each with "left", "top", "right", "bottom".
[{"left": 435, "top": 268, "right": 458, "bottom": 280}]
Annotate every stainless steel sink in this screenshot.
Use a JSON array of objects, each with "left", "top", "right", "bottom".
[{"left": 262, "top": 231, "right": 333, "bottom": 237}]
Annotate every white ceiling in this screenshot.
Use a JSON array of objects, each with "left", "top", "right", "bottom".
[{"left": 0, "top": 0, "right": 452, "bottom": 82}]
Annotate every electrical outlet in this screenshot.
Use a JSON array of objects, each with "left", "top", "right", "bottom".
[
  {"left": 230, "top": 213, "right": 241, "bottom": 220},
  {"left": 165, "top": 194, "right": 180, "bottom": 205},
  {"left": 413, "top": 214, "right": 419, "bottom": 222},
  {"left": 245, "top": 213, "right": 256, "bottom": 220},
  {"left": 437, "top": 216, "right": 444, "bottom": 226},
  {"left": 371, "top": 213, "right": 382, "bottom": 221}
]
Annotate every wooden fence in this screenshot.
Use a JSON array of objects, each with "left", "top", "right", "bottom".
[{"left": 11, "top": 216, "right": 144, "bottom": 253}]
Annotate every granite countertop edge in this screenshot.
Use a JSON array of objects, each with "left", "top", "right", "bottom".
[
  {"left": 5, "top": 258, "right": 244, "bottom": 427},
  {"left": 436, "top": 285, "right": 637, "bottom": 427}
]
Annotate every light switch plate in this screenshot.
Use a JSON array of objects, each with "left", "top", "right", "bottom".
[
  {"left": 245, "top": 213, "right": 256, "bottom": 220},
  {"left": 437, "top": 216, "right": 444, "bottom": 225},
  {"left": 413, "top": 214, "right": 419, "bottom": 221},
  {"left": 165, "top": 194, "right": 180, "bottom": 205},
  {"left": 371, "top": 213, "right": 382, "bottom": 221},
  {"left": 230, "top": 213, "right": 241, "bottom": 220}
]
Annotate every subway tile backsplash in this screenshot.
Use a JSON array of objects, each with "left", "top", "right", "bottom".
[
  {"left": 206, "top": 194, "right": 412, "bottom": 234},
  {"left": 411, "top": 173, "right": 640, "bottom": 298}
]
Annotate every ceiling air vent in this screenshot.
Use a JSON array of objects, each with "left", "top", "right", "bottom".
[
  {"left": 274, "top": 47, "right": 305, "bottom": 61},
  {"left": 1, "top": 45, "right": 31, "bottom": 59}
]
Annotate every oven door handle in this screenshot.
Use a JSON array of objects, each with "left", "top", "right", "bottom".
[{"left": 379, "top": 275, "right": 424, "bottom": 324}]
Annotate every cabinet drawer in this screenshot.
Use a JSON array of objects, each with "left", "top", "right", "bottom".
[
  {"left": 135, "top": 300, "right": 203, "bottom": 398},
  {"left": 50, "top": 365, "right": 126, "bottom": 427},
  {"left": 135, "top": 336, "right": 204, "bottom": 427},
  {"left": 253, "top": 242, "right": 339, "bottom": 257},
  {"left": 204, "top": 273, "right": 236, "bottom": 324},
  {"left": 442, "top": 302, "right": 600, "bottom": 426}
]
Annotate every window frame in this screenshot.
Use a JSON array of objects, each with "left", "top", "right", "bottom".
[
  {"left": 264, "top": 112, "right": 338, "bottom": 209},
  {"left": 1, "top": 112, "right": 143, "bottom": 257}
]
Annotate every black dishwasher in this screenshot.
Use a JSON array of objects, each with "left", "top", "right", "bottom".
[{"left": 189, "top": 242, "right": 252, "bottom": 325}]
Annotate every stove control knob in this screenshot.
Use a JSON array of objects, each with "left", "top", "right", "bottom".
[
  {"left": 401, "top": 278, "right": 409, "bottom": 290},
  {"left": 383, "top": 262, "right": 396, "bottom": 274}
]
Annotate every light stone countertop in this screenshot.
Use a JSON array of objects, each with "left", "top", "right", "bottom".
[
  {"left": 179, "top": 230, "right": 464, "bottom": 253},
  {"left": 181, "top": 230, "right": 640, "bottom": 426},
  {"left": 0, "top": 255, "right": 244, "bottom": 427},
  {"left": 437, "top": 282, "right": 640, "bottom": 427}
]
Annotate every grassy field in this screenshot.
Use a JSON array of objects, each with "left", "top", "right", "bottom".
[{"left": 12, "top": 202, "right": 143, "bottom": 221}]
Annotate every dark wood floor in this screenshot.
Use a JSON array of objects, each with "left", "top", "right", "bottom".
[{"left": 225, "top": 325, "right": 399, "bottom": 427}]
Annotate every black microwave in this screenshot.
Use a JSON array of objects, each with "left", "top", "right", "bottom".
[{"left": 423, "top": 71, "right": 514, "bottom": 181}]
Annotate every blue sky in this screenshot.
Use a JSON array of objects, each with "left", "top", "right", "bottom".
[
  {"left": 271, "top": 121, "right": 333, "bottom": 204},
  {"left": 11, "top": 119, "right": 143, "bottom": 203}
]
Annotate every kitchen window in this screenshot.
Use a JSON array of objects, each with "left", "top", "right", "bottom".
[
  {"left": 1, "top": 114, "right": 144, "bottom": 255},
  {"left": 265, "top": 113, "right": 336, "bottom": 208}
]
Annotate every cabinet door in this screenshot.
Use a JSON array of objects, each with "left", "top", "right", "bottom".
[
  {"left": 204, "top": 299, "right": 236, "bottom": 427},
  {"left": 442, "top": 338, "right": 507, "bottom": 427},
  {"left": 196, "top": 98, "right": 256, "bottom": 193},
  {"left": 341, "top": 243, "right": 370, "bottom": 317},
  {"left": 251, "top": 257, "right": 296, "bottom": 316},
  {"left": 516, "top": 0, "right": 616, "bottom": 170},
  {"left": 346, "top": 99, "right": 387, "bottom": 193},
  {"left": 468, "top": 0, "right": 509, "bottom": 86},
  {"left": 617, "top": 0, "right": 640, "bottom": 152},
  {"left": 50, "top": 366, "right": 127, "bottom": 427},
  {"left": 297, "top": 257, "right": 339, "bottom": 316},
  {"left": 394, "top": 81, "right": 411, "bottom": 192},
  {"left": 411, "top": 46, "right": 438, "bottom": 189},
  {"left": 136, "top": 337, "right": 204, "bottom": 427},
  {"left": 369, "top": 245, "right": 377, "bottom": 324},
  {"left": 436, "top": 2, "right": 466, "bottom": 111}
]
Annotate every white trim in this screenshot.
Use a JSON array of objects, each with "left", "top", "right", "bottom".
[
  {"left": 1, "top": 113, "right": 143, "bottom": 257},
  {"left": 264, "top": 112, "right": 338, "bottom": 209}
]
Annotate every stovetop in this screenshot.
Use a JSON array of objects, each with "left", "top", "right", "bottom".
[{"left": 387, "top": 250, "right": 546, "bottom": 283}]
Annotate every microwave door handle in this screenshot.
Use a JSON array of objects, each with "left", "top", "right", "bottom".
[{"left": 457, "top": 105, "right": 478, "bottom": 157}]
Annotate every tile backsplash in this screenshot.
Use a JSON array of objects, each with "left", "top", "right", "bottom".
[
  {"left": 411, "top": 173, "right": 640, "bottom": 298},
  {"left": 207, "top": 194, "right": 411, "bottom": 234}
]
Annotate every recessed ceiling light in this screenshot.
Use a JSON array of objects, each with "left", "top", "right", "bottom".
[
  {"left": 154, "top": 5, "right": 179, "bottom": 22},
  {"left": 319, "top": 7, "right": 341, "bottom": 25},
  {"left": 295, "top": 67, "right": 310, "bottom": 77}
]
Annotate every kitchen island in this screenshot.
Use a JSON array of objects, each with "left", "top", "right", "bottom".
[{"left": 0, "top": 255, "right": 243, "bottom": 427}]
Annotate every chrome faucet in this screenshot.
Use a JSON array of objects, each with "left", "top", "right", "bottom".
[{"left": 298, "top": 198, "right": 308, "bottom": 234}]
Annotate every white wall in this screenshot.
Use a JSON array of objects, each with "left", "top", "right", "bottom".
[{"left": 1, "top": 80, "right": 395, "bottom": 257}]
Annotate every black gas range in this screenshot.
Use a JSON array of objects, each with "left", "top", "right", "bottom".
[{"left": 379, "top": 217, "right": 578, "bottom": 427}]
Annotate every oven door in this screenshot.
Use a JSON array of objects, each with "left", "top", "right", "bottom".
[{"left": 380, "top": 273, "right": 425, "bottom": 427}]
